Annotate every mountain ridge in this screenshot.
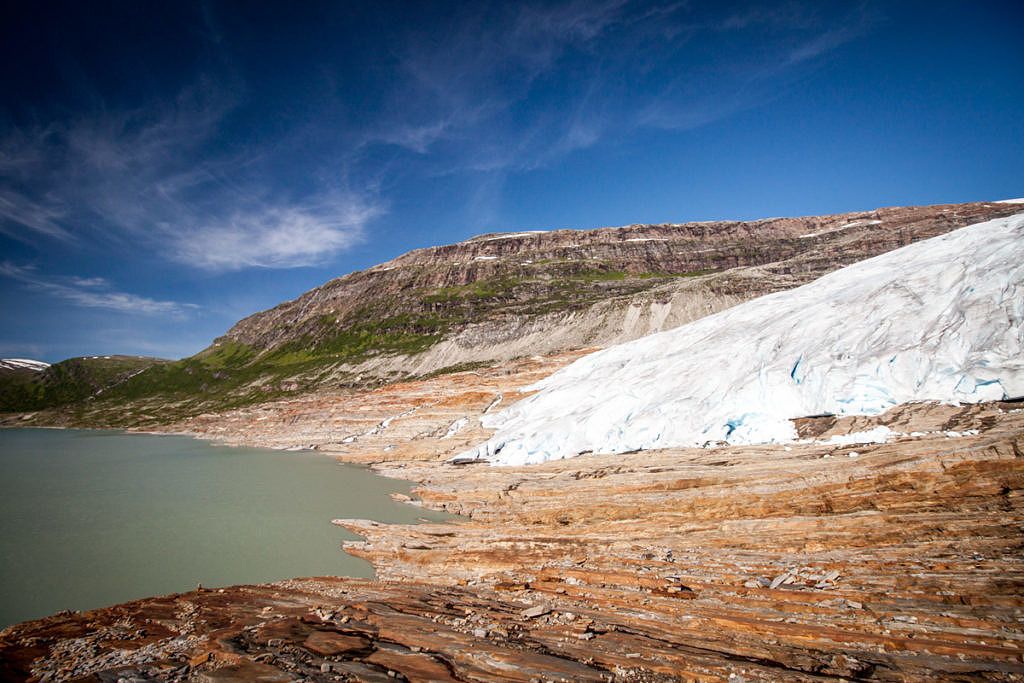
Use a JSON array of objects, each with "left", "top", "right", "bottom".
[{"left": 2, "top": 199, "right": 1021, "bottom": 427}]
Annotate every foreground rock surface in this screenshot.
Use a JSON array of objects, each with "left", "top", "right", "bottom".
[{"left": 2, "top": 354, "right": 1023, "bottom": 681}]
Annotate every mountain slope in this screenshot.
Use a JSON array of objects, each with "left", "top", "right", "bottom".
[
  {"left": 4, "top": 199, "right": 1020, "bottom": 426},
  {"left": 0, "top": 359, "right": 50, "bottom": 414},
  {"left": 220, "top": 200, "right": 1020, "bottom": 381},
  {"left": 458, "top": 213, "right": 1024, "bottom": 465}
]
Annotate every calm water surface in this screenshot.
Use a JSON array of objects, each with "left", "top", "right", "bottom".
[{"left": 0, "top": 428, "right": 450, "bottom": 627}]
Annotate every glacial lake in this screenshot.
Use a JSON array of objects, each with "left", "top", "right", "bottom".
[{"left": 0, "top": 428, "right": 451, "bottom": 628}]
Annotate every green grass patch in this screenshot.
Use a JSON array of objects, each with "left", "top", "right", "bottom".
[
  {"left": 421, "top": 277, "right": 519, "bottom": 304},
  {"left": 414, "top": 359, "right": 495, "bottom": 380}
]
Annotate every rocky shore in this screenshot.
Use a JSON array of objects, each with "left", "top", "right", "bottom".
[{"left": 2, "top": 354, "right": 1022, "bottom": 681}]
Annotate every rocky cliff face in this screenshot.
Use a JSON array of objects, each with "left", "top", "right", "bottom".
[{"left": 220, "top": 200, "right": 1022, "bottom": 379}]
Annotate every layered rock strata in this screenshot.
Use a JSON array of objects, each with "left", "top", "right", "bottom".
[{"left": 2, "top": 355, "right": 1022, "bottom": 681}]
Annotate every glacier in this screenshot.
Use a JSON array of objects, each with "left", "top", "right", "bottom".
[{"left": 455, "top": 212, "right": 1024, "bottom": 466}]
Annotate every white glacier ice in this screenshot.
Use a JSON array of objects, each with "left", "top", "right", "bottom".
[{"left": 455, "top": 212, "right": 1024, "bottom": 466}]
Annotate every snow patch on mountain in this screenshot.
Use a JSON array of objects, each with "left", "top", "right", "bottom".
[
  {"left": 455, "top": 213, "right": 1024, "bottom": 466},
  {"left": 477, "top": 231, "right": 550, "bottom": 241},
  {"left": 800, "top": 219, "right": 881, "bottom": 239},
  {"left": 0, "top": 358, "right": 50, "bottom": 372}
]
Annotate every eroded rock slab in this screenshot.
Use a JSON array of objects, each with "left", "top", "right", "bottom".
[{"left": 3, "top": 361, "right": 1023, "bottom": 681}]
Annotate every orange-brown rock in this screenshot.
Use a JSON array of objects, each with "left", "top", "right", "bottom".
[{"left": 3, "top": 352, "right": 1022, "bottom": 681}]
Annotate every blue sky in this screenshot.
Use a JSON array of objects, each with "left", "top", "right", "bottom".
[{"left": 1, "top": 1, "right": 1022, "bottom": 362}]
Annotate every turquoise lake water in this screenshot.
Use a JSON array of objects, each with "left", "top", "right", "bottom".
[{"left": 0, "top": 428, "right": 450, "bottom": 627}]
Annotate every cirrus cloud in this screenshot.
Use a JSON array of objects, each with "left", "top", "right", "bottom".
[
  {"left": 0, "top": 262, "right": 196, "bottom": 317},
  {"left": 176, "top": 195, "right": 380, "bottom": 271},
  {"left": 0, "top": 79, "right": 383, "bottom": 273}
]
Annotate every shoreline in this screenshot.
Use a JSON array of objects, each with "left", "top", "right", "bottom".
[
  {"left": 2, "top": 354, "right": 1023, "bottom": 680},
  {"left": 0, "top": 426, "right": 451, "bottom": 631}
]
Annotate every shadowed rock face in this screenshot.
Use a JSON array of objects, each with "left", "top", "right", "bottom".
[{"left": 3, "top": 353, "right": 1022, "bottom": 682}]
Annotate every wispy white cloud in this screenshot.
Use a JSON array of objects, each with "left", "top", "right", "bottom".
[
  {"left": 784, "top": 23, "right": 866, "bottom": 66},
  {"left": 0, "top": 190, "right": 73, "bottom": 242},
  {"left": 177, "top": 194, "right": 380, "bottom": 271},
  {"left": 361, "top": 1, "right": 628, "bottom": 158},
  {"left": 0, "top": 262, "right": 197, "bottom": 317},
  {"left": 360, "top": 1, "right": 874, "bottom": 174},
  {"left": 66, "top": 276, "right": 109, "bottom": 288},
  {"left": 0, "top": 78, "right": 383, "bottom": 271},
  {"left": 641, "top": 17, "right": 871, "bottom": 132}
]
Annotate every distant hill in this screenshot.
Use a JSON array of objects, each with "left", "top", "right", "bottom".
[{"left": 0, "top": 356, "right": 167, "bottom": 414}]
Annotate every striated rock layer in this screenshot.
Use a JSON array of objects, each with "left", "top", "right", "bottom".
[
  {"left": 217, "top": 200, "right": 1023, "bottom": 382},
  {"left": 2, "top": 353, "right": 1023, "bottom": 681}
]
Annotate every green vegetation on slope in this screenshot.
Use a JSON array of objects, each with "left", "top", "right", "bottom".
[
  {"left": 267, "top": 312, "right": 449, "bottom": 364},
  {"left": 416, "top": 267, "right": 711, "bottom": 320},
  {"left": 87, "top": 323, "right": 448, "bottom": 424},
  {"left": 0, "top": 356, "right": 166, "bottom": 413},
  {"left": 5, "top": 265, "right": 720, "bottom": 426}
]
